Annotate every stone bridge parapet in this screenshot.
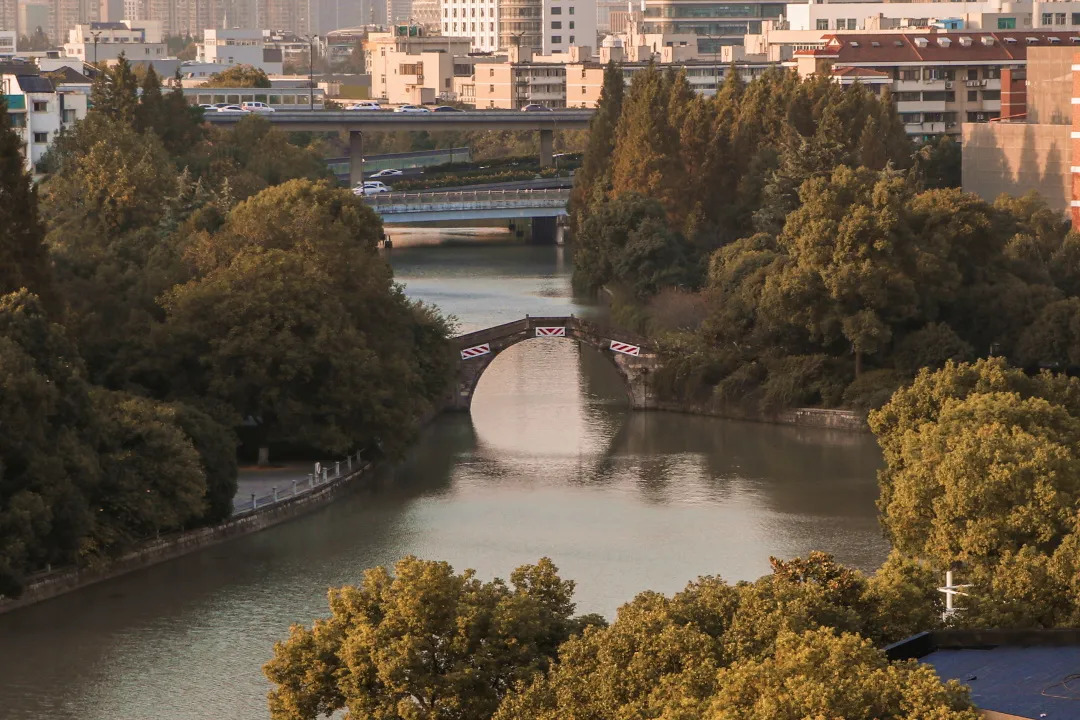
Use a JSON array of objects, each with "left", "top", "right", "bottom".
[{"left": 450, "top": 316, "right": 657, "bottom": 411}]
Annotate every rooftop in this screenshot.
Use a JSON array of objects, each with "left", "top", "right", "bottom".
[
  {"left": 796, "top": 30, "right": 1080, "bottom": 63},
  {"left": 887, "top": 629, "right": 1080, "bottom": 720}
]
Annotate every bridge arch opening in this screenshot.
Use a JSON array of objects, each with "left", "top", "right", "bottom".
[{"left": 452, "top": 317, "right": 655, "bottom": 413}]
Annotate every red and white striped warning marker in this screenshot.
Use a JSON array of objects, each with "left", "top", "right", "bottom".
[
  {"left": 535, "top": 327, "right": 566, "bottom": 337},
  {"left": 460, "top": 343, "right": 492, "bottom": 359},
  {"left": 610, "top": 340, "right": 641, "bottom": 357}
]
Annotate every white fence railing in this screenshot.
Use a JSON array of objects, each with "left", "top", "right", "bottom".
[
  {"left": 231, "top": 450, "right": 369, "bottom": 516},
  {"left": 366, "top": 188, "right": 570, "bottom": 214}
]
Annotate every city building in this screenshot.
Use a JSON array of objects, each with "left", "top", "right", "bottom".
[
  {"left": 1, "top": 66, "right": 89, "bottom": 170},
  {"left": 638, "top": 0, "right": 787, "bottom": 54},
  {"left": 63, "top": 20, "right": 165, "bottom": 63},
  {"left": 0, "top": 0, "right": 15, "bottom": 36},
  {"left": 197, "top": 28, "right": 284, "bottom": 74},
  {"left": 791, "top": 30, "right": 1078, "bottom": 140},
  {"left": 542, "top": 0, "right": 596, "bottom": 55},
  {"left": 596, "top": 0, "right": 624, "bottom": 32},
  {"left": 19, "top": 3, "right": 50, "bottom": 37},
  {"left": 785, "top": 0, "right": 1080, "bottom": 34},
  {"left": 0, "top": 29, "right": 15, "bottom": 55},
  {"left": 499, "top": 0, "right": 542, "bottom": 52},
  {"left": 962, "top": 45, "right": 1074, "bottom": 218},
  {"left": 367, "top": 28, "right": 474, "bottom": 102},
  {"left": 386, "top": 0, "right": 411, "bottom": 24},
  {"left": 442, "top": 0, "right": 500, "bottom": 52},
  {"left": 410, "top": 0, "right": 441, "bottom": 33}
]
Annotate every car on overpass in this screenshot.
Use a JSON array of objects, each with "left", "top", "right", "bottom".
[
  {"left": 521, "top": 104, "right": 553, "bottom": 112},
  {"left": 216, "top": 105, "right": 249, "bottom": 114},
  {"left": 346, "top": 101, "right": 382, "bottom": 111},
  {"left": 432, "top": 105, "right": 464, "bottom": 113},
  {"left": 353, "top": 181, "right": 390, "bottom": 196},
  {"left": 394, "top": 104, "right": 431, "bottom": 113},
  {"left": 241, "top": 101, "right": 275, "bottom": 114},
  {"left": 369, "top": 169, "right": 403, "bottom": 178}
]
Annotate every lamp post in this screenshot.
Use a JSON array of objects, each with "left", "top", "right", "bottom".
[
  {"left": 303, "top": 34, "right": 316, "bottom": 110},
  {"left": 91, "top": 30, "right": 102, "bottom": 66}
]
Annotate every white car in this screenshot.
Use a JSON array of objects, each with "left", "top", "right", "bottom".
[
  {"left": 369, "top": 169, "right": 403, "bottom": 178},
  {"left": 353, "top": 181, "right": 390, "bottom": 196},
  {"left": 198, "top": 103, "right": 215, "bottom": 110},
  {"left": 394, "top": 104, "right": 431, "bottom": 113},
  {"left": 241, "top": 101, "right": 275, "bottom": 113},
  {"left": 346, "top": 101, "right": 382, "bottom": 111},
  {"left": 216, "top": 105, "right": 249, "bottom": 113}
]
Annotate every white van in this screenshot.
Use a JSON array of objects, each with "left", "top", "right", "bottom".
[{"left": 240, "top": 101, "right": 275, "bottom": 114}]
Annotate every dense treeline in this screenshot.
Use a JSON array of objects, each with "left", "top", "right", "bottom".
[
  {"left": 0, "top": 56, "right": 454, "bottom": 595},
  {"left": 265, "top": 554, "right": 975, "bottom": 720},
  {"left": 571, "top": 63, "right": 1070, "bottom": 413}
]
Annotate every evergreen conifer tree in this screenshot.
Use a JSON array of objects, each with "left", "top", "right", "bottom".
[
  {"left": 0, "top": 96, "right": 55, "bottom": 309},
  {"left": 569, "top": 61, "right": 624, "bottom": 227},
  {"left": 90, "top": 52, "right": 140, "bottom": 124}
]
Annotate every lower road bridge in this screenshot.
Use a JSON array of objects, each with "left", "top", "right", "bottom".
[
  {"left": 368, "top": 189, "right": 569, "bottom": 242},
  {"left": 451, "top": 316, "right": 658, "bottom": 410}
]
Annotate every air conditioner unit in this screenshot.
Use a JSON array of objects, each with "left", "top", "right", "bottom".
[
  {"left": 965, "top": 80, "right": 980, "bottom": 87},
  {"left": 944, "top": 81, "right": 953, "bottom": 88}
]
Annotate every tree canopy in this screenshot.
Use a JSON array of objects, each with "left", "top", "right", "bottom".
[{"left": 201, "top": 64, "right": 272, "bottom": 88}]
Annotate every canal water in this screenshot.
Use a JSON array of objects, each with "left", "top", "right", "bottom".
[{"left": 0, "top": 227, "right": 889, "bottom": 720}]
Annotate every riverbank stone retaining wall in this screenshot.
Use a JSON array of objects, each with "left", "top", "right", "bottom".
[{"left": 0, "top": 460, "right": 374, "bottom": 615}]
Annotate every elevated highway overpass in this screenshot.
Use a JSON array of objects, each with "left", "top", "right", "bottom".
[
  {"left": 365, "top": 187, "right": 570, "bottom": 242},
  {"left": 203, "top": 110, "right": 595, "bottom": 185}
]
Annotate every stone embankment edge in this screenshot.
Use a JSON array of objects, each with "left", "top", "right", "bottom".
[
  {"left": 0, "top": 460, "right": 376, "bottom": 615},
  {"left": 649, "top": 401, "right": 869, "bottom": 432}
]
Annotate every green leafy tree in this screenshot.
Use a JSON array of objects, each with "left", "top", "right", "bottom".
[
  {"left": 90, "top": 53, "right": 140, "bottom": 123},
  {"left": 201, "top": 64, "right": 272, "bottom": 88},
  {"left": 705, "top": 628, "right": 978, "bottom": 720},
  {"left": 264, "top": 557, "right": 589, "bottom": 720},
  {"left": 0, "top": 96, "right": 55, "bottom": 309},
  {"left": 569, "top": 61, "right": 624, "bottom": 228},
  {"left": 870, "top": 358, "right": 1080, "bottom": 626},
  {"left": 163, "top": 180, "right": 452, "bottom": 457},
  {"left": 86, "top": 390, "right": 208, "bottom": 553},
  {"left": 0, "top": 290, "right": 100, "bottom": 595}
]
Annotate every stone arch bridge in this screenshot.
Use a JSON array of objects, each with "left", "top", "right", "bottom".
[{"left": 450, "top": 316, "right": 658, "bottom": 411}]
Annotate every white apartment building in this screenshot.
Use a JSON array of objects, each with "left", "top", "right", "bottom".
[
  {"left": 784, "top": 0, "right": 1080, "bottom": 33},
  {"left": 543, "top": 0, "right": 596, "bottom": 54},
  {"left": 1, "top": 71, "right": 88, "bottom": 171},
  {"left": 442, "top": 0, "right": 500, "bottom": 52},
  {"left": 0, "top": 31, "right": 15, "bottom": 56},
  {"left": 368, "top": 30, "right": 474, "bottom": 101},
  {"left": 63, "top": 21, "right": 166, "bottom": 63},
  {"left": 197, "top": 28, "right": 285, "bottom": 75}
]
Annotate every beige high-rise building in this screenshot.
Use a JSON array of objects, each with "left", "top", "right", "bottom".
[
  {"left": 51, "top": 0, "right": 98, "bottom": 47},
  {"left": 498, "top": 0, "right": 540, "bottom": 52},
  {"left": 0, "top": 0, "right": 17, "bottom": 35}
]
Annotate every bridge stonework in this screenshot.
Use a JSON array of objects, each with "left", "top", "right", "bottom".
[{"left": 449, "top": 316, "right": 658, "bottom": 411}]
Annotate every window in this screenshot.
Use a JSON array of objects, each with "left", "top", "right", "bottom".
[
  {"left": 895, "top": 91, "right": 920, "bottom": 101},
  {"left": 985, "top": 66, "right": 1000, "bottom": 79},
  {"left": 899, "top": 69, "right": 920, "bottom": 81},
  {"left": 552, "top": 35, "right": 562, "bottom": 43},
  {"left": 551, "top": 5, "right": 561, "bottom": 13},
  {"left": 816, "top": 18, "right": 828, "bottom": 30},
  {"left": 400, "top": 63, "right": 422, "bottom": 75},
  {"left": 489, "top": 67, "right": 495, "bottom": 76},
  {"left": 8, "top": 113, "right": 25, "bottom": 128},
  {"left": 900, "top": 112, "right": 921, "bottom": 124},
  {"left": 1042, "top": 12, "right": 1052, "bottom": 24},
  {"left": 967, "top": 68, "right": 978, "bottom": 80},
  {"left": 551, "top": 20, "right": 561, "bottom": 28},
  {"left": 62, "top": 109, "right": 76, "bottom": 123},
  {"left": 922, "top": 90, "right": 954, "bottom": 101},
  {"left": 569, "top": 5, "right": 574, "bottom": 13},
  {"left": 1073, "top": 12, "right": 1080, "bottom": 24},
  {"left": 489, "top": 84, "right": 494, "bottom": 91},
  {"left": 1057, "top": 12, "right": 1066, "bottom": 24},
  {"left": 983, "top": 89, "right": 1001, "bottom": 100},
  {"left": 998, "top": 17, "right": 1016, "bottom": 29},
  {"left": 968, "top": 89, "right": 978, "bottom": 101},
  {"left": 569, "top": 20, "right": 574, "bottom": 28},
  {"left": 845, "top": 18, "right": 856, "bottom": 29},
  {"left": 33, "top": 131, "right": 47, "bottom": 143},
  {"left": 32, "top": 100, "right": 48, "bottom": 112},
  {"left": 569, "top": 35, "right": 575, "bottom": 42}
]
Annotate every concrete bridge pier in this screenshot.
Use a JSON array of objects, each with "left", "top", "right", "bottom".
[
  {"left": 349, "top": 130, "right": 364, "bottom": 188},
  {"left": 539, "top": 129, "right": 554, "bottom": 168},
  {"left": 530, "top": 216, "right": 558, "bottom": 244}
]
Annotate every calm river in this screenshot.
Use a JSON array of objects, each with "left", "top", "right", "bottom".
[{"left": 0, "top": 227, "right": 888, "bottom": 720}]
